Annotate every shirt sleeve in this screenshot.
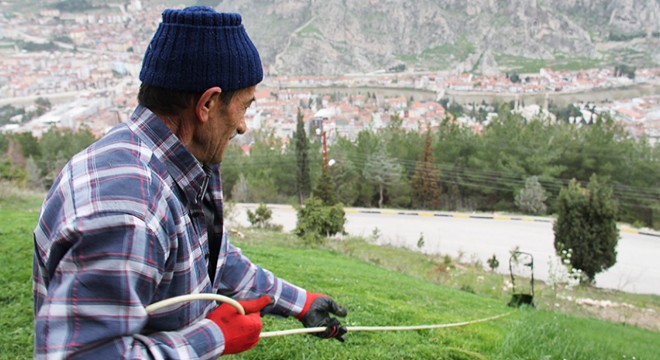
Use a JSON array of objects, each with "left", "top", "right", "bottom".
[
  {"left": 215, "top": 235, "right": 308, "bottom": 318},
  {"left": 33, "top": 213, "right": 225, "bottom": 360}
]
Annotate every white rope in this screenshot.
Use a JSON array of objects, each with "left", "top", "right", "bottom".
[
  {"left": 145, "top": 294, "right": 245, "bottom": 315},
  {"left": 260, "top": 311, "right": 513, "bottom": 338},
  {"left": 146, "top": 293, "right": 513, "bottom": 338}
]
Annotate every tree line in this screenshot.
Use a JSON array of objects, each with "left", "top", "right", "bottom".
[
  {"left": 0, "top": 127, "right": 96, "bottom": 189},
  {"left": 223, "top": 103, "right": 659, "bottom": 230},
  {"left": 1, "top": 103, "right": 658, "bottom": 229}
]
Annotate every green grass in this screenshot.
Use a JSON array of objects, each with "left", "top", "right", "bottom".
[
  {"left": 493, "top": 54, "right": 547, "bottom": 74},
  {"left": 495, "top": 49, "right": 659, "bottom": 74},
  {"left": 551, "top": 53, "right": 604, "bottom": 72},
  {"left": 2, "top": 190, "right": 659, "bottom": 359},
  {"left": 0, "top": 187, "right": 42, "bottom": 359},
  {"left": 605, "top": 48, "right": 656, "bottom": 68},
  {"left": 229, "top": 230, "right": 660, "bottom": 359},
  {"left": 494, "top": 52, "right": 608, "bottom": 73},
  {"left": 397, "top": 35, "right": 476, "bottom": 71},
  {"left": 298, "top": 23, "right": 322, "bottom": 37}
]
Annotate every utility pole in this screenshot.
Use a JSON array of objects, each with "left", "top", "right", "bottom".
[
  {"left": 315, "top": 124, "right": 329, "bottom": 170},
  {"left": 322, "top": 130, "right": 328, "bottom": 170}
]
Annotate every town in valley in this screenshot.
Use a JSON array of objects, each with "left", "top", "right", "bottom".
[{"left": 1, "top": 1, "right": 660, "bottom": 147}]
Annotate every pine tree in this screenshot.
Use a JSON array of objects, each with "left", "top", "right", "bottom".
[
  {"left": 294, "top": 108, "right": 311, "bottom": 204},
  {"left": 314, "top": 166, "right": 338, "bottom": 205},
  {"left": 553, "top": 175, "right": 619, "bottom": 284},
  {"left": 295, "top": 196, "right": 346, "bottom": 244},
  {"left": 362, "top": 141, "right": 402, "bottom": 208},
  {"left": 411, "top": 130, "right": 441, "bottom": 209}
]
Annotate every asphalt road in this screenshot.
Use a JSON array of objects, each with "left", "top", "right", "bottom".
[{"left": 231, "top": 204, "right": 660, "bottom": 295}]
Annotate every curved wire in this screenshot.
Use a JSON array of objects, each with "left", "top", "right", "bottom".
[
  {"left": 146, "top": 294, "right": 513, "bottom": 338},
  {"left": 260, "top": 311, "right": 513, "bottom": 338},
  {"left": 145, "top": 294, "right": 245, "bottom": 315}
]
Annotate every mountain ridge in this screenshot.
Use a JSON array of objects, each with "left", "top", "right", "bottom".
[
  {"left": 215, "top": 0, "right": 660, "bottom": 75},
  {"left": 7, "top": 0, "right": 659, "bottom": 75}
]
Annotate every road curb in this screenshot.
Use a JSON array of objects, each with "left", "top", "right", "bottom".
[
  {"left": 237, "top": 204, "right": 660, "bottom": 238},
  {"left": 343, "top": 208, "right": 660, "bottom": 238},
  {"left": 344, "top": 208, "right": 553, "bottom": 223}
]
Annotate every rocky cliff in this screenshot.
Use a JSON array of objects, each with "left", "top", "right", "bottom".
[{"left": 217, "top": 0, "right": 660, "bottom": 75}]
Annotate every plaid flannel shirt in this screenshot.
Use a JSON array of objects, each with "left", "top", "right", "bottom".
[{"left": 33, "top": 105, "right": 307, "bottom": 359}]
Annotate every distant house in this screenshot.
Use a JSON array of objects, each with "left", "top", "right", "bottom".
[
  {"left": 40, "top": 9, "right": 61, "bottom": 18},
  {"left": 0, "top": 124, "right": 20, "bottom": 134}
]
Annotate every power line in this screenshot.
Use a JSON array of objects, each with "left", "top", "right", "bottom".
[{"left": 224, "top": 151, "right": 658, "bottom": 209}]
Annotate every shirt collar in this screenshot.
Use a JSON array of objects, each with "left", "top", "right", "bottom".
[{"left": 128, "top": 105, "right": 209, "bottom": 206}]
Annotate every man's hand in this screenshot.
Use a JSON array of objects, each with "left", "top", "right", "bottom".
[
  {"left": 296, "top": 292, "right": 348, "bottom": 342},
  {"left": 206, "top": 295, "right": 272, "bottom": 355}
]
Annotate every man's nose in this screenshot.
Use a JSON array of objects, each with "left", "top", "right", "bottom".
[{"left": 236, "top": 118, "right": 247, "bottom": 135}]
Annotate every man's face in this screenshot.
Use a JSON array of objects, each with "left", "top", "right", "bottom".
[{"left": 196, "top": 86, "right": 255, "bottom": 164}]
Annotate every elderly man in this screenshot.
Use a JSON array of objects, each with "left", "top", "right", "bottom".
[{"left": 33, "top": 6, "right": 346, "bottom": 359}]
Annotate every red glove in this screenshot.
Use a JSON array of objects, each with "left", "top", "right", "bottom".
[{"left": 206, "top": 295, "right": 272, "bottom": 355}]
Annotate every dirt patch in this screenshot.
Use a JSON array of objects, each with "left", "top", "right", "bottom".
[
  {"left": 583, "top": 305, "right": 660, "bottom": 331},
  {"left": 558, "top": 295, "right": 660, "bottom": 331}
]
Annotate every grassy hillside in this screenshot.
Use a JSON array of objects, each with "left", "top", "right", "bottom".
[
  {"left": 231, "top": 231, "right": 659, "bottom": 360},
  {"left": 0, "top": 187, "right": 43, "bottom": 359},
  {"left": 1, "top": 190, "right": 659, "bottom": 359}
]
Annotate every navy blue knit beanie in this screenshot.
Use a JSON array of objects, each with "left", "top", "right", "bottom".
[{"left": 139, "top": 6, "right": 263, "bottom": 93}]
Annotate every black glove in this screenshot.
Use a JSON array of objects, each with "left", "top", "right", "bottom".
[{"left": 296, "top": 292, "right": 348, "bottom": 342}]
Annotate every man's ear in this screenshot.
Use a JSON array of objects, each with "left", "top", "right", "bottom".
[{"left": 195, "top": 87, "right": 222, "bottom": 124}]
